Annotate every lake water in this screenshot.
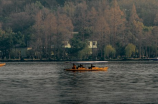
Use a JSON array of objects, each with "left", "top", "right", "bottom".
[{"left": 0, "top": 61, "right": 158, "bottom": 104}]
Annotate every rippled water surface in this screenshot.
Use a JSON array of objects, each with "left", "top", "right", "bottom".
[{"left": 0, "top": 61, "right": 158, "bottom": 104}]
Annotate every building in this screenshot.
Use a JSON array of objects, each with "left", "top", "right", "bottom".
[
  {"left": 62, "top": 41, "right": 71, "bottom": 48},
  {"left": 88, "top": 41, "right": 97, "bottom": 48}
]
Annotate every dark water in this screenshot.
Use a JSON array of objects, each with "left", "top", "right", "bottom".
[{"left": 0, "top": 62, "right": 158, "bottom": 104}]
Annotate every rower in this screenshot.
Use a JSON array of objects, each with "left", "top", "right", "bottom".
[
  {"left": 72, "top": 63, "right": 76, "bottom": 69},
  {"left": 91, "top": 64, "right": 95, "bottom": 68},
  {"left": 78, "top": 64, "right": 84, "bottom": 68}
]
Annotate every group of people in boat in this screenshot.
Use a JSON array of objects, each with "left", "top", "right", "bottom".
[{"left": 72, "top": 63, "right": 95, "bottom": 69}]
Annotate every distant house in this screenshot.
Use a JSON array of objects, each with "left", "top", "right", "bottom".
[
  {"left": 61, "top": 41, "right": 98, "bottom": 49},
  {"left": 51, "top": 32, "right": 98, "bottom": 49},
  {"left": 61, "top": 32, "right": 79, "bottom": 48},
  {"left": 88, "top": 41, "right": 97, "bottom": 48},
  {"left": 62, "top": 41, "right": 71, "bottom": 48}
]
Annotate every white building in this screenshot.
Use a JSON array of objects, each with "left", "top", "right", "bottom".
[{"left": 88, "top": 41, "right": 97, "bottom": 48}]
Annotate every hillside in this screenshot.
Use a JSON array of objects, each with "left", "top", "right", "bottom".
[{"left": 0, "top": 0, "right": 158, "bottom": 60}]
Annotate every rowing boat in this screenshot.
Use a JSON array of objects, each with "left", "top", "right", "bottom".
[
  {"left": 65, "top": 61, "right": 108, "bottom": 71},
  {"left": 0, "top": 63, "right": 6, "bottom": 67},
  {"left": 65, "top": 67, "right": 108, "bottom": 71}
]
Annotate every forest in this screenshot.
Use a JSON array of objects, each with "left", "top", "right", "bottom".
[{"left": 0, "top": 0, "right": 158, "bottom": 61}]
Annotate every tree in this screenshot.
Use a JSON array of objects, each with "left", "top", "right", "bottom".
[
  {"left": 8, "top": 12, "right": 33, "bottom": 32},
  {"left": 62, "top": 1, "right": 75, "bottom": 18},
  {"left": 87, "top": 7, "right": 97, "bottom": 27},
  {"left": 33, "top": 5, "right": 73, "bottom": 60},
  {"left": 129, "top": 4, "right": 142, "bottom": 24},
  {"left": 73, "top": 1, "right": 88, "bottom": 40},
  {"left": 128, "top": 4, "right": 142, "bottom": 37},
  {"left": 128, "top": 4, "right": 144, "bottom": 58},
  {"left": 125, "top": 43, "right": 136, "bottom": 58},
  {"left": 24, "top": 1, "right": 43, "bottom": 17},
  {"left": 141, "top": 25, "right": 153, "bottom": 58},
  {"left": 70, "top": 33, "right": 87, "bottom": 56},
  {"left": 152, "top": 26, "right": 158, "bottom": 57},
  {"left": 94, "top": 16, "right": 110, "bottom": 58},
  {"left": 134, "top": 20, "right": 144, "bottom": 58},
  {"left": 33, "top": 8, "right": 50, "bottom": 59},
  {"left": 78, "top": 44, "right": 91, "bottom": 60},
  {"left": 1, "top": 0, "right": 158, "bottom": 60},
  {"left": 104, "top": 45, "right": 116, "bottom": 59},
  {"left": 105, "top": 0, "right": 126, "bottom": 46},
  {"left": 13, "top": 31, "right": 25, "bottom": 47},
  {"left": 44, "top": 13, "right": 57, "bottom": 59},
  {"left": 54, "top": 12, "right": 73, "bottom": 59},
  {"left": 0, "top": 28, "right": 17, "bottom": 59}
]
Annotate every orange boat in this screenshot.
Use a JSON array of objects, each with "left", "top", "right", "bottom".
[
  {"left": 65, "top": 67, "right": 108, "bottom": 71},
  {"left": 0, "top": 63, "right": 6, "bottom": 67},
  {"left": 65, "top": 61, "right": 108, "bottom": 71}
]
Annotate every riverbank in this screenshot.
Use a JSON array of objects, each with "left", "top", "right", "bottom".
[{"left": 0, "top": 58, "right": 157, "bottom": 62}]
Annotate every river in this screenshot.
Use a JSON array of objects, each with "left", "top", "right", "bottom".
[{"left": 0, "top": 61, "right": 158, "bottom": 104}]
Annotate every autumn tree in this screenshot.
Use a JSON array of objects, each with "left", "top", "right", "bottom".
[
  {"left": 86, "top": 7, "right": 97, "bottom": 59},
  {"left": 128, "top": 4, "right": 142, "bottom": 42},
  {"left": 32, "top": 3, "right": 73, "bottom": 60},
  {"left": 54, "top": 12, "right": 73, "bottom": 59},
  {"left": 105, "top": 0, "right": 126, "bottom": 46},
  {"left": 128, "top": 4, "right": 143, "bottom": 58},
  {"left": 1, "top": 0, "right": 158, "bottom": 60},
  {"left": 94, "top": 16, "right": 110, "bottom": 58},
  {"left": 129, "top": 4, "right": 142, "bottom": 23},
  {"left": 141, "top": 26, "right": 153, "bottom": 58},
  {"left": 152, "top": 26, "right": 158, "bottom": 57},
  {"left": 87, "top": 7, "right": 97, "bottom": 29},
  {"left": 44, "top": 13, "right": 57, "bottom": 59},
  {"left": 32, "top": 10, "right": 44, "bottom": 59}
]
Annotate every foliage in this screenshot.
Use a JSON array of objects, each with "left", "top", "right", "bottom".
[
  {"left": 143, "top": 26, "right": 153, "bottom": 32},
  {"left": 0, "top": 0, "right": 158, "bottom": 60},
  {"left": 104, "top": 45, "right": 116, "bottom": 58},
  {"left": 125, "top": 43, "right": 136, "bottom": 58},
  {"left": 78, "top": 44, "right": 91, "bottom": 60},
  {"left": 70, "top": 33, "right": 87, "bottom": 55}
]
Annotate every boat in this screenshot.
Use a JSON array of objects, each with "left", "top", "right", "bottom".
[
  {"left": 150, "top": 57, "right": 158, "bottom": 61},
  {"left": 0, "top": 63, "right": 6, "bottom": 67},
  {"left": 65, "top": 61, "right": 108, "bottom": 71},
  {"left": 65, "top": 67, "right": 108, "bottom": 71}
]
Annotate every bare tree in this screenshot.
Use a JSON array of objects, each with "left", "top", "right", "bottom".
[
  {"left": 94, "top": 16, "right": 110, "bottom": 58},
  {"left": 105, "top": 0, "right": 126, "bottom": 46},
  {"left": 128, "top": 4, "right": 143, "bottom": 58},
  {"left": 55, "top": 12, "right": 73, "bottom": 59}
]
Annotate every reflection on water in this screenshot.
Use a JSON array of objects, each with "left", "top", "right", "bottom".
[{"left": 0, "top": 62, "right": 158, "bottom": 104}]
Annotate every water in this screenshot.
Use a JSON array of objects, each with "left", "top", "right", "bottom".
[{"left": 0, "top": 61, "right": 158, "bottom": 104}]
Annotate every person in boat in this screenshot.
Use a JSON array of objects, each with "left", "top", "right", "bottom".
[
  {"left": 88, "top": 64, "right": 94, "bottom": 69},
  {"left": 78, "top": 64, "right": 84, "bottom": 68},
  {"left": 72, "top": 63, "right": 76, "bottom": 69},
  {"left": 91, "top": 64, "right": 95, "bottom": 68}
]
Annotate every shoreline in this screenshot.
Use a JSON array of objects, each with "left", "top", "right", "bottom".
[{"left": 0, "top": 58, "right": 157, "bottom": 62}]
